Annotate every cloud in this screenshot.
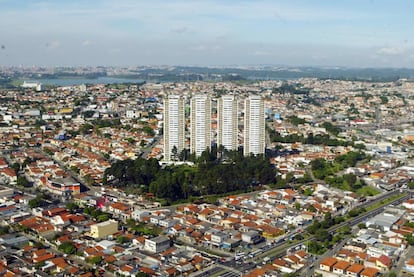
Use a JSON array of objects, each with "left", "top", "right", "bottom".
[
  {"left": 190, "top": 44, "right": 222, "bottom": 52},
  {"left": 170, "top": 26, "right": 192, "bottom": 34},
  {"left": 252, "top": 50, "right": 272, "bottom": 56},
  {"left": 45, "top": 40, "right": 61, "bottom": 49},
  {"left": 81, "top": 40, "right": 92, "bottom": 46},
  {"left": 376, "top": 46, "right": 405, "bottom": 56}
]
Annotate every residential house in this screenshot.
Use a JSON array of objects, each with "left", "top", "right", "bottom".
[
  {"left": 273, "top": 258, "right": 294, "bottom": 273},
  {"left": 211, "top": 231, "right": 229, "bottom": 247},
  {"left": 346, "top": 263, "right": 364, "bottom": 276},
  {"left": 332, "top": 260, "right": 350, "bottom": 275},
  {"left": 319, "top": 257, "right": 337, "bottom": 272},
  {"left": 402, "top": 259, "right": 414, "bottom": 275},
  {"left": 360, "top": 267, "right": 380, "bottom": 277},
  {"left": 144, "top": 236, "right": 171, "bottom": 253}
]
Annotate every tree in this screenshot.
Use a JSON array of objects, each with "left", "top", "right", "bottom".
[
  {"left": 315, "top": 229, "right": 331, "bottom": 242},
  {"left": 83, "top": 174, "right": 94, "bottom": 186},
  {"left": 321, "top": 122, "right": 341, "bottom": 136},
  {"left": 28, "top": 196, "right": 44, "bottom": 208},
  {"left": 43, "top": 148, "right": 54, "bottom": 156},
  {"left": 97, "top": 214, "right": 110, "bottom": 222},
  {"left": 79, "top": 123, "right": 93, "bottom": 134},
  {"left": 142, "top": 125, "right": 155, "bottom": 136},
  {"left": 58, "top": 241, "right": 76, "bottom": 254},
  {"left": 344, "top": 173, "right": 357, "bottom": 187},
  {"left": 83, "top": 110, "right": 95, "bottom": 118},
  {"left": 287, "top": 115, "right": 307, "bottom": 126},
  {"left": 405, "top": 234, "right": 414, "bottom": 245},
  {"left": 70, "top": 166, "right": 80, "bottom": 174},
  {"left": 17, "top": 176, "right": 31, "bottom": 187},
  {"left": 22, "top": 157, "right": 34, "bottom": 168},
  {"left": 66, "top": 202, "right": 79, "bottom": 213},
  {"left": 11, "top": 162, "right": 20, "bottom": 174},
  {"left": 88, "top": 256, "right": 103, "bottom": 265},
  {"left": 303, "top": 187, "right": 313, "bottom": 196},
  {"left": 117, "top": 235, "right": 130, "bottom": 244},
  {"left": 306, "top": 240, "right": 325, "bottom": 255},
  {"left": 294, "top": 234, "right": 304, "bottom": 240},
  {"left": 171, "top": 146, "right": 178, "bottom": 161},
  {"left": 0, "top": 226, "right": 9, "bottom": 235},
  {"left": 358, "top": 223, "right": 367, "bottom": 229},
  {"left": 338, "top": 225, "right": 351, "bottom": 235}
]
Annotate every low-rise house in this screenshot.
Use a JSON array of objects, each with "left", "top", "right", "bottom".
[
  {"left": 346, "top": 263, "right": 364, "bottom": 276},
  {"left": 402, "top": 259, "right": 414, "bottom": 275},
  {"left": 144, "top": 236, "right": 171, "bottom": 253},
  {"left": 332, "top": 260, "right": 350, "bottom": 275},
  {"left": 360, "top": 267, "right": 380, "bottom": 277},
  {"left": 210, "top": 231, "right": 229, "bottom": 247},
  {"left": 149, "top": 215, "right": 165, "bottom": 225},
  {"left": 375, "top": 254, "right": 392, "bottom": 270},
  {"left": 319, "top": 257, "right": 337, "bottom": 272},
  {"left": 273, "top": 258, "right": 294, "bottom": 273},
  {"left": 158, "top": 218, "right": 177, "bottom": 228},
  {"left": 241, "top": 230, "right": 262, "bottom": 244}
]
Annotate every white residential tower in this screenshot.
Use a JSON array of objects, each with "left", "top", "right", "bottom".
[
  {"left": 217, "top": 95, "right": 238, "bottom": 151},
  {"left": 190, "top": 95, "right": 211, "bottom": 157},
  {"left": 244, "top": 95, "right": 265, "bottom": 156},
  {"left": 163, "top": 95, "right": 185, "bottom": 161}
]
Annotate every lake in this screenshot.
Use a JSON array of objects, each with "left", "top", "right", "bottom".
[{"left": 21, "top": 77, "right": 145, "bottom": 86}]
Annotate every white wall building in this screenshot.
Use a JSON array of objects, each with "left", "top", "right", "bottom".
[
  {"left": 144, "top": 236, "right": 171, "bottom": 253},
  {"left": 163, "top": 95, "right": 185, "bottom": 161},
  {"left": 217, "top": 95, "right": 238, "bottom": 151},
  {"left": 191, "top": 95, "right": 211, "bottom": 157},
  {"left": 244, "top": 95, "right": 265, "bottom": 156}
]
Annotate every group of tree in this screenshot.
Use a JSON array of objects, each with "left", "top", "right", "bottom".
[
  {"left": 321, "top": 122, "right": 342, "bottom": 136},
  {"left": 83, "top": 206, "right": 112, "bottom": 222},
  {"left": 272, "top": 83, "right": 310, "bottom": 95},
  {"left": 307, "top": 212, "right": 345, "bottom": 235},
  {"left": 28, "top": 193, "right": 51, "bottom": 208},
  {"left": 286, "top": 115, "right": 308, "bottom": 126},
  {"left": 78, "top": 118, "right": 122, "bottom": 135},
  {"left": 268, "top": 129, "right": 356, "bottom": 148},
  {"left": 58, "top": 241, "right": 77, "bottom": 255},
  {"left": 17, "top": 176, "right": 31, "bottom": 187},
  {"left": 306, "top": 212, "right": 351, "bottom": 255},
  {"left": 103, "top": 149, "right": 277, "bottom": 203},
  {"left": 311, "top": 151, "right": 369, "bottom": 180},
  {"left": 125, "top": 218, "right": 162, "bottom": 236}
]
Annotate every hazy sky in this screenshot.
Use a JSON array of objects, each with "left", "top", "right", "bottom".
[{"left": 1, "top": 0, "right": 414, "bottom": 67}]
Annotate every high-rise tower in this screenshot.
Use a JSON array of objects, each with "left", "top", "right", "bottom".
[
  {"left": 190, "top": 95, "right": 211, "bottom": 157},
  {"left": 163, "top": 95, "right": 185, "bottom": 161},
  {"left": 244, "top": 95, "right": 265, "bottom": 156},
  {"left": 217, "top": 95, "right": 238, "bottom": 151}
]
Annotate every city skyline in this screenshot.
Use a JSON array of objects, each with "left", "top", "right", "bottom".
[{"left": 1, "top": 0, "right": 414, "bottom": 68}]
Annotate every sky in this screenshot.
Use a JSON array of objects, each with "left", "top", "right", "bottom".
[{"left": 1, "top": 0, "right": 414, "bottom": 68}]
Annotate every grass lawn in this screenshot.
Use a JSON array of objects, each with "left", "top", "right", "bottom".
[
  {"left": 356, "top": 186, "right": 380, "bottom": 196},
  {"left": 365, "top": 193, "right": 404, "bottom": 212}
]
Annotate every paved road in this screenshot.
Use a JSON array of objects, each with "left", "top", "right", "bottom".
[
  {"left": 140, "top": 135, "right": 162, "bottom": 159},
  {"left": 394, "top": 245, "right": 414, "bottom": 276}
]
